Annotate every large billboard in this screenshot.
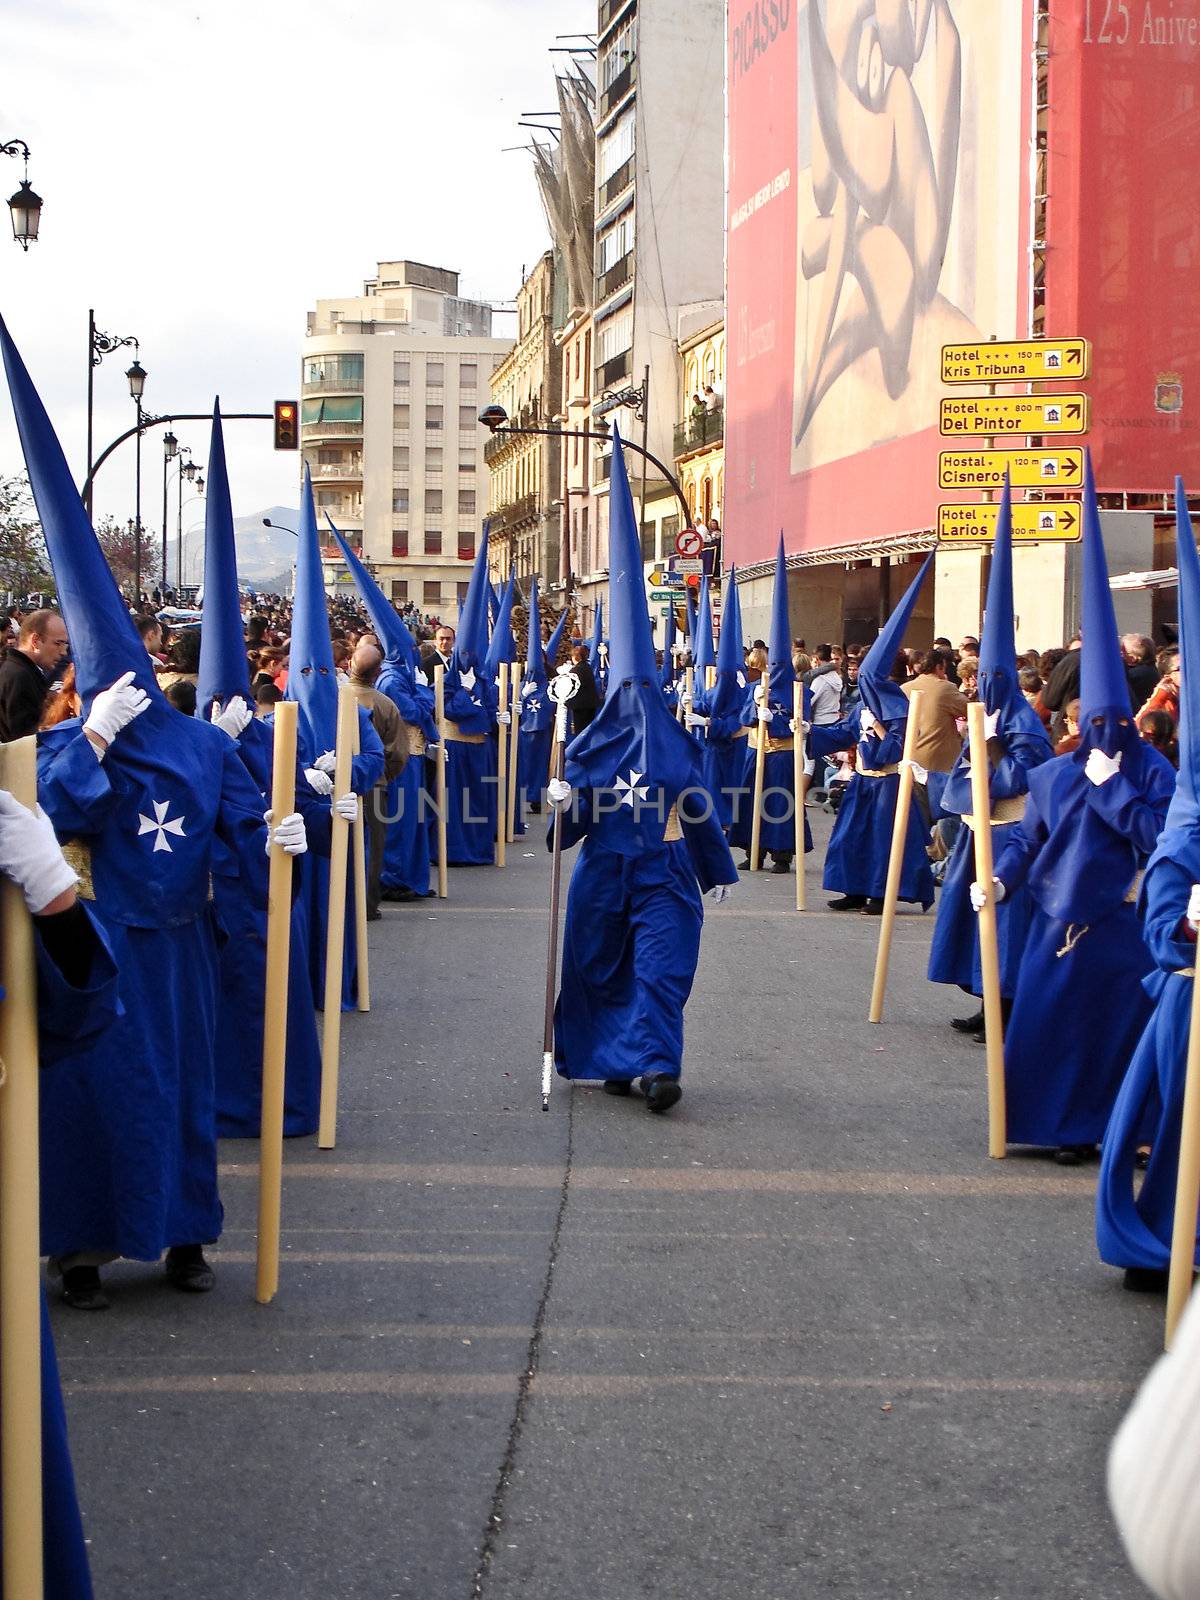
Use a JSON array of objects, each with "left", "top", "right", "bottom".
[
  {"left": 726, "top": 2, "right": 1032, "bottom": 566},
  {"left": 1045, "top": 0, "right": 1200, "bottom": 491}
]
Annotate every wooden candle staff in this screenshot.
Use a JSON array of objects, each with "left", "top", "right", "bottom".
[
  {"left": 318, "top": 685, "right": 356, "bottom": 1150},
  {"left": 868, "top": 690, "right": 923, "bottom": 1024},
  {"left": 0, "top": 736, "right": 43, "bottom": 1600},
  {"left": 1166, "top": 966, "right": 1200, "bottom": 1345},
  {"left": 748, "top": 681, "right": 769, "bottom": 873},
  {"left": 350, "top": 706, "right": 370, "bottom": 1014},
  {"left": 792, "top": 682, "right": 806, "bottom": 912},
  {"left": 966, "top": 701, "right": 1006, "bottom": 1159},
  {"left": 256, "top": 702, "right": 297, "bottom": 1305},
  {"left": 495, "top": 662, "right": 509, "bottom": 869},
  {"left": 507, "top": 672, "right": 521, "bottom": 844},
  {"left": 434, "top": 665, "right": 449, "bottom": 900}
]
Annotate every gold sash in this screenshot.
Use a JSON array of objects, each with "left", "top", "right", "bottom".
[
  {"left": 964, "top": 794, "right": 1027, "bottom": 830},
  {"left": 61, "top": 841, "right": 95, "bottom": 901},
  {"left": 663, "top": 806, "right": 682, "bottom": 843},
  {"left": 443, "top": 721, "right": 486, "bottom": 745},
  {"left": 858, "top": 764, "right": 900, "bottom": 779}
]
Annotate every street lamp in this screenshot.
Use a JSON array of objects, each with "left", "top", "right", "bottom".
[
  {"left": 161, "top": 433, "right": 185, "bottom": 597},
  {"left": 84, "top": 315, "right": 138, "bottom": 516},
  {"left": 2, "top": 140, "right": 42, "bottom": 250},
  {"left": 125, "top": 358, "right": 149, "bottom": 603}
]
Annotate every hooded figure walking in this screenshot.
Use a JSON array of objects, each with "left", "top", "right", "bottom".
[
  {"left": 548, "top": 430, "right": 738, "bottom": 1112},
  {"left": 974, "top": 456, "right": 1175, "bottom": 1161}
]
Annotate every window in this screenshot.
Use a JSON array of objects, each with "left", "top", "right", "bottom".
[
  {"left": 394, "top": 358, "right": 410, "bottom": 386},
  {"left": 580, "top": 505, "right": 591, "bottom": 575},
  {"left": 458, "top": 405, "right": 475, "bottom": 430},
  {"left": 661, "top": 515, "right": 680, "bottom": 566},
  {"left": 598, "top": 112, "right": 634, "bottom": 182},
  {"left": 460, "top": 361, "right": 477, "bottom": 390},
  {"left": 425, "top": 529, "right": 443, "bottom": 555},
  {"left": 426, "top": 361, "right": 444, "bottom": 387},
  {"left": 458, "top": 490, "right": 475, "bottom": 516},
  {"left": 393, "top": 489, "right": 409, "bottom": 513},
  {"left": 600, "top": 15, "right": 637, "bottom": 89},
  {"left": 596, "top": 310, "right": 633, "bottom": 364},
  {"left": 303, "top": 353, "right": 364, "bottom": 385},
  {"left": 393, "top": 404, "right": 410, "bottom": 431},
  {"left": 458, "top": 530, "right": 475, "bottom": 560},
  {"left": 574, "top": 340, "right": 580, "bottom": 380},
  {"left": 390, "top": 579, "right": 408, "bottom": 601},
  {"left": 598, "top": 210, "right": 635, "bottom": 272},
  {"left": 392, "top": 530, "right": 409, "bottom": 557},
  {"left": 301, "top": 396, "right": 363, "bottom": 425},
  {"left": 426, "top": 405, "right": 443, "bottom": 431},
  {"left": 425, "top": 489, "right": 443, "bottom": 514},
  {"left": 584, "top": 331, "right": 591, "bottom": 394},
  {"left": 393, "top": 445, "right": 409, "bottom": 471},
  {"left": 426, "top": 447, "right": 443, "bottom": 472},
  {"left": 423, "top": 580, "right": 441, "bottom": 607},
  {"left": 317, "top": 489, "right": 340, "bottom": 507},
  {"left": 458, "top": 448, "right": 475, "bottom": 473}
]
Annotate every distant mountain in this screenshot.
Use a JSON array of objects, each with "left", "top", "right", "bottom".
[{"left": 234, "top": 506, "right": 301, "bottom": 582}]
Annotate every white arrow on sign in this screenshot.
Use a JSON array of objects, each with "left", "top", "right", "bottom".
[{"left": 675, "top": 527, "right": 704, "bottom": 558}]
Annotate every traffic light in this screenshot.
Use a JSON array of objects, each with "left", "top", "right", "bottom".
[{"left": 273, "top": 400, "right": 299, "bottom": 450}]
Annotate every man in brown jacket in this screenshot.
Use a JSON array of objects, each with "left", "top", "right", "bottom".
[
  {"left": 349, "top": 642, "right": 408, "bottom": 918},
  {"left": 902, "top": 648, "right": 967, "bottom": 818}
]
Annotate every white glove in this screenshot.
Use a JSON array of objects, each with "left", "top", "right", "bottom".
[
  {"left": 304, "top": 767, "right": 334, "bottom": 796},
  {"left": 905, "top": 759, "right": 929, "bottom": 785},
  {"left": 314, "top": 750, "right": 338, "bottom": 776},
  {"left": 264, "top": 809, "right": 307, "bottom": 857},
  {"left": 0, "top": 791, "right": 77, "bottom": 913},
  {"left": 757, "top": 705, "right": 773, "bottom": 725},
  {"left": 521, "top": 682, "right": 537, "bottom": 699},
  {"left": 333, "top": 793, "right": 358, "bottom": 822},
  {"left": 547, "top": 778, "right": 572, "bottom": 810},
  {"left": 210, "top": 695, "right": 252, "bottom": 740},
  {"left": 415, "top": 668, "right": 429, "bottom": 688},
  {"left": 707, "top": 883, "right": 735, "bottom": 905},
  {"left": 1187, "top": 883, "right": 1200, "bottom": 933},
  {"left": 496, "top": 710, "right": 511, "bottom": 725},
  {"left": 1085, "top": 747, "right": 1122, "bottom": 786},
  {"left": 459, "top": 667, "right": 477, "bottom": 692},
  {"left": 679, "top": 691, "right": 693, "bottom": 709},
  {"left": 859, "top": 706, "right": 881, "bottom": 740},
  {"left": 983, "top": 708, "right": 1001, "bottom": 741},
  {"left": 84, "top": 669, "right": 150, "bottom": 748},
  {"left": 969, "top": 878, "right": 1006, "bottom": 912},
  {"left": 685, "top": 712, "right": 710, "bottom": 729}
]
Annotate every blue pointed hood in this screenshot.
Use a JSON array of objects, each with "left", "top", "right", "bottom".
[
  {"left": 603, "top": 427, "right": 658, "bottom": 686},
  {"left": 765, "top": 535, "right": 795, "bottom": 708},
  {"left": 546, "top": 605, "right": 569, "bottom": 667},
  {"left": 1151, "top": 478, "right": 1200, "bottom": 867},
  {"left": 326, "top": 516, "right": 419, "bottom": 672},
  {"left": 685, "top": 587, "right": 698, "bottom": 658},
  {"left": 196, "top": 400, "right": 251, "bottom": 721},
  {"left": 1079, "top": 450, "right": 1134, "bottom": 734},
  {"left": 284, "top": 465, "right": 338, "bottom": 754},
  {"left": 453, "top": 525, "right": 491, "bottom": 674},
  {"left": 977, "top": 474, "right": 1020, "bottom": 718},
  {"left": 858, "top": 553, "right": 934, "bottom": 723},
  {"left": 659, "top": 598, "right": 677, "bottom": 690},
  {"left": 484, "top": 571, "right": 517, "bottom": 679},
  {"left": 709, "top": 567, "right": 748, "bottom": 720},
  {"left": 0, "top": 315, "right": 163, "bottom": 707},
  {"left": 589, "top": 598, "right": 605, "bottom": 670},
  {"left": 524, "top": 576, "right": 548, "bottom": 689},
  {"left": 487, "top": 581, "right": 500, "bottom": 630},
  {"left": 695, "top": 580, "right": 716, "bottom": 675}
]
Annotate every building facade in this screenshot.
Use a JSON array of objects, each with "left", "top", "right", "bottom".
[
  {"left": 484, "top": 252, "right": 563, "bottom": 587},
  {"left": 302, "top": 260, "right": 509, "bottom": 617}
]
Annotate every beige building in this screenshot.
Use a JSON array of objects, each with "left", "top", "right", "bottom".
[
  {"left": 485, "top": 252, "right": 562, "bottom": 587},
  {"left": 302, "top": 260, "right": 509, "bottom": 617}
]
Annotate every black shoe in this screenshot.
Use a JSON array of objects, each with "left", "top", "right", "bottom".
[
  {"left": 61, "top": 1266, "right": 109, "bottom": 1312},
  {"left": 951, "top": 1011, "right": 985, "bottom": 1034},
  {"left": 641, "top": 1073, "right": 682, "bottom": 1114},
  {"left": 737, "top": 855, "right": 753, "bottom": 871},
  {"left": 827, "top": 895, "right": 866, "bottom": 911},
  {"left": 383, "top": 886, "right": 421, "bottom": 903},
  {"left": 165, "top": 1245, "right": 215, "bottom": 1293},
  {"left": 769, "top": 854, "right": 792, "bottom": 875},
  {"left": 971, "top": 1027, "right": 989, "bottom": 1044},
  {"left": 1123, "top": 1266, "right": 1170, "bottom": 1294},
  {"left": 365, "top": 908, "right": 382, "bottom": 922},
  {"left": 1053, "top": 1144, "right": 1096, "bottom": 1167},
  {"left": 862, "top": 898, "right": 884, "bottom": 916},
  {"left": 602, "top": 1080, "right": 633, "bottom": 1096}
]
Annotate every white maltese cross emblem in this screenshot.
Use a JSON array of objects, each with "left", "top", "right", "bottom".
[
  {"left": 138, "top": 798, "right": 187, "bottom": 853},
  {"left": 613, "top": 770, "right": 650, "bottom": 809}
]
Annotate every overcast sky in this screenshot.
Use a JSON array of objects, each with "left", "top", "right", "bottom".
[{"left": 0, "top": 0, "right": 591, "bottom": 548}]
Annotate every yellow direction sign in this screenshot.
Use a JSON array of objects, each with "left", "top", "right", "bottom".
[
  {"left": 940, "top": 394, "right": 1089, "bottom": 437},
  {"left": 938, "top": 447, "right": 1084, "bottom": 490},
  {"left": 941, "top": 339, "right": 1090, "bottom": 384},
  {"left": 938, "top": 502, "right": 1082, "bottom": 543}
]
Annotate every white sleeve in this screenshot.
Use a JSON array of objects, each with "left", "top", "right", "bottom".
[{"left": 1109, "top": 1288, "right": 1200, "bottom": 1598}]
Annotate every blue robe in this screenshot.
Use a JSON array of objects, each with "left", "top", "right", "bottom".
[
  {"left": 554, "top": 791, "right": 736, "bottom": 1082},
  {"left": 297, "top": 705, "right": 385, "bottom": 1011},
  {"left": 36, "top": 713, "right": 269, "bottom": 1260},
  {"left": 430, "top": 677, "right": 497, "bottom": 866},
  {"left": 927, "top": 725, "right": 1052, "bottom": 996},
  {"left": 993, "top": 747, "right": 1175, "bottom": 1148},
  {"left": 214, "top": 716, "right": 331, "bottom": 1138},
  {"left": 694, "top": 674, "right": 755, "bottom": 835},
  {"left": 726, "top": 688, "right": 813, "bottom": 855},
  {"left": 376, "top": 663, "right": 434, "bottom": 897},
  {"left": 814, "top": 715, "right": 934, "bottom": 906},
  {"left": 1097, "top": 856, "right": 1200, "bottom": 1269}
]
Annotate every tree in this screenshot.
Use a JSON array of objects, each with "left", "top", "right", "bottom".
[
  {"left": 94, "top": 516, "right": 161, "bottom": 598},
  {"left": 0, "top": 473, "right": 53, "bottom": 599}
]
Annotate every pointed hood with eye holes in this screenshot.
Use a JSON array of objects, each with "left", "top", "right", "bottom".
[
  {"left": 1075, "top": 450, "right": 1140, "bottom": 767},
  {"left": 856, "top": 554, "right": 934, "bottom": 725}
]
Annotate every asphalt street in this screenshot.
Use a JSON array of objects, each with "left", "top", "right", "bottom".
[{"left": 55, "top": 810, "right": 1159, "bottom": 1599}]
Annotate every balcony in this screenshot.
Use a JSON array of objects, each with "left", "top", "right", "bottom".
[
  {"left": 596, "top": 254, "right": 632, "bottom": 303},
  {"left": 600, "top": 157, "right": 633, "bottom": 211},
  {"left": 301, "top": 419, "right": 363, "bottom": 439},
  {"left": 593, "top": 453, "right": 612, "bottom": 486},
  {"left": 599, "top": 0, "right": 635, "bottom": 36},
  {"left": 302, "top": 374, "right": 364, "bottom": 394},
  {"left": 315, "top": 496, "right": 363, "bottom": 521},
  {"left": 599, "top": 57, "right": 636, "bottom": 119},
  {"left": 489, "top": 492, "right": 538, "bottom": 533},
  {"left": 305, "top": 457, "right": 363, "bottom": 481},
  {"left": 674, "top": 407, "right": 724, "bottom": 459},
  {"left": 597, "top": 351, "right": 631, "bottom": 389}
]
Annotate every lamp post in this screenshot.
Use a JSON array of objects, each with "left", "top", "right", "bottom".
[
  {"left": 177, "top": 458, "right": 202, "bottom": 591},
  {"left": 160, "top": 430, "right": 178, "bottom": 596},
  {"left": 2, "top": 139, "right": 42, "bottom": 251},
  {"left": 126, "top": 358, "right": 148, "bottom": 604},
  {"left": 85, "top": 316, "right": 138, "bottom": 517}
]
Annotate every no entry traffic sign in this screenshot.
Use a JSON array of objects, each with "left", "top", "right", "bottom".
[{"left": 675, "top": 527, "right": 703, "bottom": 558}]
